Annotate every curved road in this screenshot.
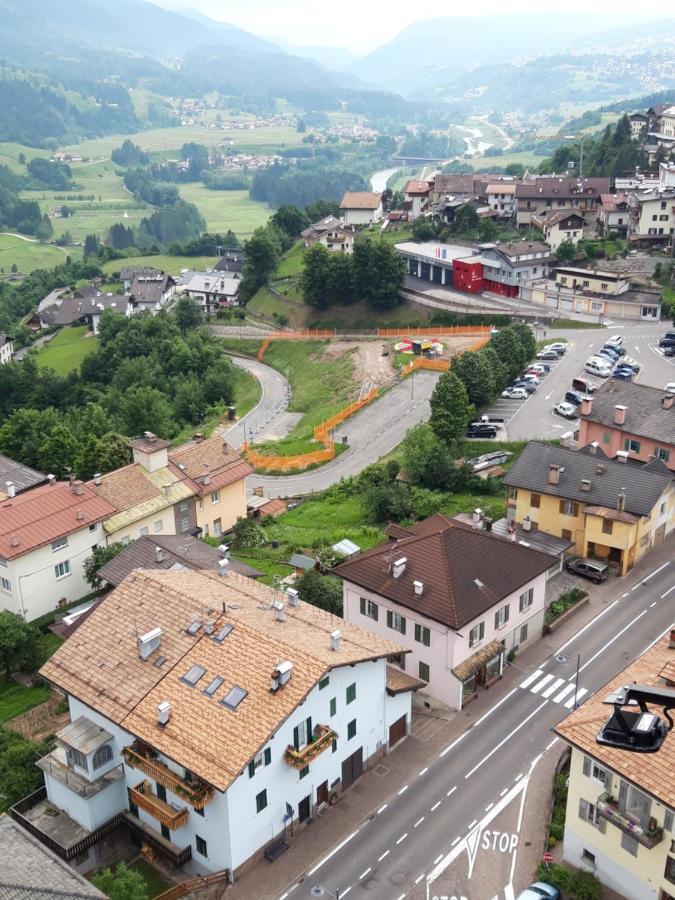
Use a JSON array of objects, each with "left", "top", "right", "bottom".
[{"left": 219, "top": 355, "right": 291, "bottom": 448}]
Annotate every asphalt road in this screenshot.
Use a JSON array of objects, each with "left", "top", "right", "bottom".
[
  {"left": 220, "top": 356, "right": 291, "bottom": 449},
  {"left": 284, "top": 550, "right": 675, "bottom": 900}
]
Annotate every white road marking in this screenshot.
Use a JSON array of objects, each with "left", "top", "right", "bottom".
[
  {"left": 398, "top": 785, "right": 408, "bottom": 795},
  {"left": 552, "top": 682, "right": 576, "bottom": 704},
  {"left": 579, "top": 609, "right": 648, "bottom": 673},
  {"left": 414, "top": 816, "right": 425, "bottom": 828},
  {"left": 545, "top": 392, "right": 553, "bottom": 400},
  {"left": 555, "top": 598, "right": 619, "bottom": 654},
  {"left": 622, "top": 592, "right": 629, "bottom": 598},
  {"left": 564, "top": 687, "right": 588, "bottom": 708},
  {"left": 542, "top": 677, "right": 565, "bottom": 698},
  {"left": 643, "top": 561, "right": 670, "bottom": 582},
  {"left": 396, "top": 894, "right": 406, "bottom": 900},
  {"left": 505, "top": 884, "right": 516, "bottom": 900},
  {"left": 307, "top": 825, "right": 362, "bottom": 875},
  {"left": 545, "top": 737, "right": 559, "bottom": 751},
  {"left": 434, "top": 854, "right": 444, "bottom": 865},
  {"left": 485, "top": 802, "right": 494, "bottom": 812},
  {"left": 396, "top": 833, "right": 408, "bottom": 845},
  {"left": 419, "top": 767, "right": 428, "bottom": 776},
  {"left": 468, "top": 819, "right": 477, "bottom": 829},
  {"left": 471, "top": 687, "right": 519, "bottom": 730},
  {"left": 378, "top": 850, "right": 390, "bottom": 862},
  {"left": 515, "top": 773, "right": 524, "bottom": 782},
  {"left": 431, "top": 801, "right": 441, "bottom": 812},
  {"left": 451, "top": 836, "right": 461, "bottom": 847},
  {"left": 465, "top": 700, "right": 548, "bottom": 779},
  {"left": 661, "top": 585, "right": 675, "bottom": 598},
  {"left": 439, "top": 731, "right": 467, "bottom": 757},
  {"left": 359, "top": 868, "right": 371, "bottom": 880},
  {"left": 650, "top": 601, "right": 657, "bottom": 608},
  {"left": 414, "top": 874, "right": 425, "bottom": 884},
  {"left": 377, "top": 804, "right": 387, "bottom": 814},
  {"left": 500, "top": 787, "right": 508, "bottom": 797},
  {"left": 519, "top": 669, "right": 543, "bottom": 689},
  {"left": 341, "top": 888, "right": 352, "bottom": 898},
  {"left": 530, "top": 673, "right": 555, "bottom": 694},
  {"left": 447, "top": 786, "right": 457, "bottom": 797}
]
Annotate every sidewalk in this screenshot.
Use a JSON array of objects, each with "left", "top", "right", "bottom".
[{"left": 221, "top": 536, "right": 674, "bottom": 899}]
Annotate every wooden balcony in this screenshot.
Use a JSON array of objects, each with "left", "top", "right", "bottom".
[
  {"left": 597, "top": 792, "right": 664, "bottom": 849},
  {"left": 284, "top": 724, "right": 335, "bottom": 770},
  {"left": 129, "top": 781, "right": 189, "bottom": 831},
  {"left": 123, "top": 743, "right": 214, "bottom": 809}
]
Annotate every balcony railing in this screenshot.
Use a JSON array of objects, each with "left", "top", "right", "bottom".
[
  {"left": 123, "top": 812, "right": 192, "bottom": 868},
  {"left": 597, "top": 792, "right": 664, "bottom": 849},
  {"left": 284, "top": 724, "right": 336, "bottom": 769},
  {"left": 123, "top": 743, "right": 214, "bottom": 809},
  {"left": 129, "top": 780, "right": 189, "bottom": 831}
]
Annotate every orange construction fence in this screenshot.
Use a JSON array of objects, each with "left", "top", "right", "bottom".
[
  {"left": 314, "top": 388, "right": 378, "bottom": 443},
  {"left": 377, "top": 325, "right": 491, "bottom": 337},
  {"left": 400, "top": 357, "right": 450, "bottom": 376},
  {"left": 256, "top": 337, "right": 271, "bottom": 361}
]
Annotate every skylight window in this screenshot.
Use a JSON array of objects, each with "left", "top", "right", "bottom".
[
  {"left": 203, "top": 676, "right": 224, "bottom": 697},
  {"left": 186, "top": 621, "right": 202, "bottom": 636},
  {"left": 181, "top": 664, "right": 206, "bottom": 686},
  {"left": 213, "top": 624, "right": 233, "bottom": 643},
  {"left": 221, "top": 685, "right": 247, "bottom": 710}
]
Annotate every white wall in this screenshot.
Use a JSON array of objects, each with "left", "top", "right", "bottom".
[{"left": 562, "top": 826, "right": 657, "bottom": 900}]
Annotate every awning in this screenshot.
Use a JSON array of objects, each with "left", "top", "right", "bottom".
[
  {"left": 452, "top": 640, "right": 504, "bottom": 682},
  {"left": 386, "top": 665, "right": 427, "bottom": 695}
]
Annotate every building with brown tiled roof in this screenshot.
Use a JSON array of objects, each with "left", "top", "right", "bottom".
[
  {"left": 402, "top": 179, "right": 432, "bottom": 221},
  {"left": 0, "top": 479, "right": 116, "bottom": 621},
  {"left": 24, "top": 568, "right": 416, "bottom": 876},
  {"left": 554, "top": 631, "right": 675, "bottom": 900},
  {"left": 169, "top": 434, "right": 252, "bottom": 538},
  {"left": 514, "top": 176, "right": 610, "bottom": 229},
  {"left": 531, "top": 208, "right": 587, "bottom": 251},
  {"left": 335, "top": 514, "right": 553, "bottom": 710},
  {"left": 340, "top": 191, "right": 383, "bottom": 226}
]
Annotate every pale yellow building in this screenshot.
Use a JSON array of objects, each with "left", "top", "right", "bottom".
[{"left": 555, "top": 632, "right": 675, "bottom": 900}]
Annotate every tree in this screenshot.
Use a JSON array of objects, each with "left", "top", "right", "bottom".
[
  {"left": 490, "top": 328, "right": 526, "bottom": 382},
  {"left": 120, "top": 386, "right": 177, "bottom": 439},
  {"left": 401, "top": 422, "right": 455, "bottom": 489},
  {"left": 353, "top": 239, "right": 405, "bottom": 310},
  {"left": 240, "top": 227, "right": 280, "bottom": 299},
  {"left": 452, "top": 203, "right": 479, "bottom": 235},
  {"left": 556, "top": 239, "right": 577, "bottom": 264},
  {"left": 300, "top": 244, "right": 331, "bottom": 309},
  {"left": 325, "top": 252, "right": 354, "bottom": 306},
  {"left": 295, "top": 569, "right": 342, "bottom": 616},
  {"left": 173, "top": 376, "right": 206, "bottom": 424},
  {"left": 83, "top": 234, "right": 100, "bottom": 257},
  {"left": 479, "top": 344, "right": 508, "bottom": 392},
  {"left": 232, "top": 516, "right": 266, "bottom": 549},
  {"left": 363, "top": 482, "right": 413, "bottom": 523},
  {"left": 95, "top": 433, "right": 133, "bottom": 473},
  {"left": 411, "top": 218, "right": 436, "bottom": 241},
  {"left": 478, "top": 217, "right": 498, "bottom": 242},
  {"left": 92, "top": 862, "right": 149, "bottom": 900},
  {"left": 37, "top": 423, "right": 78, "bottom": 478},
  {"left": 509, "top": 322, "right": 536, "bottom": 361},
  {"left": 0, "top": 728, "right": 51, "bottom": 812},
  {"left": 84, "top": 543, "right": 125, "bottom": 589},
  {"left": 271, "top": 204, "right": 309, "bottom": 239},
  {"left": 429, "top": 371, "right": 474, "bottom": 445},
  {"left": 451, "top": 350, "right": 495, "bottom": 409},
  {"left": 174, "top": 296, "right": 203, "bottom": 333},
  {"left": 0, "top": 611, "right": 41, "bottom": 680}
]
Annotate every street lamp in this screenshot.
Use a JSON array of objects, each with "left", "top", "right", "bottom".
[
  {"left": 556, "top": 652, "right": 581, "bottom": 709},
  {"left": 311, "top": 886, "right": 341, "bottom": 899},
  {"left": 563, "top": 134, "right": 587, "bottom": 179}
]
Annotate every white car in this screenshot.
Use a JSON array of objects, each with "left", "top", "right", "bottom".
[
  {"left": 502, "top": 386, "right": 528, "bottom": 399},
  {"left": 607, "top": 334, "right": 623, "bottom": 346},
  {"left": 554, "top": 401, "right": 577, "bottom": 419},
  {"left": 665, "top": 382, "right": 675, "bottom": 394},
  {"left": 527, "top": 364, "right": 549, "bottom": 375},
  {"left": 585, "top": 359, "right": 612, "bottom": 378},
  {"left": 519, "top": 373, "right": 541, "bottom": 384}
]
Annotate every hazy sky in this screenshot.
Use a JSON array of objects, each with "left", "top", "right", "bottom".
[{"left": 157, "top": 1, "right": 672, "bottom": 53}]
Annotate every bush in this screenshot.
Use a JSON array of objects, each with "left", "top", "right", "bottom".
[
  {"left": 569, "top": 869, "right": 602, "bottom": 900},
  {"left": 233, "top": 517, "right": 266, "bottom": 550},
  {"left": 537, "top": 862, "right": 570, "bottom": 891}
]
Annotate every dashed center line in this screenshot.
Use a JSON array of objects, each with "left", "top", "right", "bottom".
[
  {"left": 434, "top": 853, "right": 444, "bottom": 864},
  {"left": 447, "top": 786, "right": 457, "bottom": 797},
  {"left": 500, "top": 787, "right": 508, "bottom": 797},
  {"left": 414, "top": 874, "right": 426, "bottom": 884},
  {"left": 341, "top": 888, "right": 352, "bottom": 898},
  {"left": 485, "top": 802, "right": 494, "bottom": 812},
  {"left": 451, "top": 836, "right": 461, "bottom": 847},
  {"left": 430, "top": 801, "right": 441, "bottom": 812},
  {"left": 398, "top": 785, "right": 408, "bottom": 796},
  {"left": 378, "top": 850, "right": 390, "bottom": 862},
  {"left": 468, "top": 819, "right": 477, "bottom": 829},
  {"left": 414, "top": 816, "right": 425, "bottom": 828},
  {"left": 360, "top": 868, "right": 372, "bottom": 880},
  {"left": 377, "top": 804, "right": 387, "bottom": 814},
  {"left": 515, "top": 772, "right": 524, "bottom": 781},
  {"left": 419, "top": 767, "right": 428, "bottom": 776},
  {"left": 396, "top": 833, "right": 408, "bottom": 845}
]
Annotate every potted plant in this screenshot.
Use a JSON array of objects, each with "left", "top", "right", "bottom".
[{"left": 330, "top": 790, "right": 341, "bottom": 806}]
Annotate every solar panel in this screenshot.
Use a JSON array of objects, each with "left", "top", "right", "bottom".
[
  {"left": 213, "top": 624, "right": 233, "bottom": 643},
  {"left": 221, "top": 685, "right": 247, "bottom": 710},
  {"left": 203, "top": 676, "right": 224, "bottom": 697},
  {"left": 181, "top": 664, "right": 206, "bottom": 686}
]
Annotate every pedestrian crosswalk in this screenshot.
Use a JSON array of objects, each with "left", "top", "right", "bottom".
[{"left": 519, "top": 669, "right": 589, "bottom": 708}]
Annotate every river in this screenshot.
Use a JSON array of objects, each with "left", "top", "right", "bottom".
[{"left": 370, "top": 167, "right": 401, "bottom": 192}]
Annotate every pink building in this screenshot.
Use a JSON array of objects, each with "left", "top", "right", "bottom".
[
  {"left": 578, "top": 381, "right": 675, "bottom": 472},
  {"left": 335, "top": 515, "right": 551, "bottom": 711}
]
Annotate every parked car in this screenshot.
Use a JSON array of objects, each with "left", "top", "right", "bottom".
[
  {"left": 665, "top": 382, "right": 675, "bottom": 393},
  {"left": 565, "top": 557, "right": 609, "bottom": 583},
  {"left": 611, "top": 369, "right": 633, "bottom": 382},
  {"left": 554, "top": 401, "right": 577, "bottom": 419},
  {"left": 619, "top": 355, "right": 640, "bottom": 372},
  {"left": 659, "top": 332, "right": 675, "bottom": 348},
  {"left": 663, "top": 346, "right": 675, "bottom": 357},
  {"left": 519, "top": 372, "right": 541, "bottom": 383},
  {"left": 501, "top": 386, "right": 528, "bottom": 399},
  {"left": 545, "top": 342, "right": 567, "bottom": 355},
  {"left": 603, "top": 341, "right": 626, "bottom": 356},
  {"left": 537, "top": 349, "right": 559, "bottom": 361},
  {"left": 516, "top": 883, "right": 561, "bottom": 900},
  {"left": 512, "top": 380, "right": 537, "bottom": 394},
  {"left": 572, "top": 376, "right": 596, "bottom": 395},
  {"left": 527, "top": 363, "right": 551, "bottom": 374},
  {"left": 468, "top": 450, "right": 512, "bottom": 471},
  {"left": 585, "top": 359, "right": 612, "bottom": 378},
  {"left": 596, "top": 350, "right": 618, "bottom": 365},
  {"left": 607, "top": 334, "right": 623, "bottom": 346},
  {"left": 564, "top": 390, "right": 584, "bottom": 406},
  {"left": 465, "top": 423, "right": 498, "bottom": 438},
  {"left": 599, "top": 345, "right": 621, "bottom": 360}
]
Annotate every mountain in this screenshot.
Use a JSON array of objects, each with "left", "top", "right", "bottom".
[
  {"left": 271, "top": 40, "right": 359, "bottom": 73},
  {"left": 350, "top": 13, "right": 640, "bottom": 95},
  {"left": 577, "top": 17, "right": 675, "bottom": 52}
]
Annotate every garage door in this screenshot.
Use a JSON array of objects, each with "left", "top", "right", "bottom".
[
  {"left": 341, "top": 747, "right": 364, "bottom": 792},
  {"left": 389, "top": 715, "right": 407, "bottom": 748}
]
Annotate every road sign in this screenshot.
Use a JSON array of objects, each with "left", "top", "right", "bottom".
[{"left": 543, "top": 852, "right": 553, "bottom": 863}]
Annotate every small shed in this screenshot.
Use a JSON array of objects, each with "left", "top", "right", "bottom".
[
  {"left": 288, "top": 553, "right": 317, "bottom": 574},
  {"left": 331, "top": 538, "right": 361, "bottom": 558}
]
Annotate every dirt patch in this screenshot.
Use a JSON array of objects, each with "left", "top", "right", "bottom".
[
  {"left": 321, "top": 340, "right": 397, "bottom": 389},
  {"left": 7, "top": 693, "right": 69, "bottom": 741},
  {"left": 442, "top": 334, "right": 487, "bottom": 359}
]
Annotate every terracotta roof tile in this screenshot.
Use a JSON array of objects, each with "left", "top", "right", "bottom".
[
  {"left": 340, "top": 191, "right": 382, "bottom": 210},
  {"left": 169, "top": 436, "right": 253, "bottom": 495}
]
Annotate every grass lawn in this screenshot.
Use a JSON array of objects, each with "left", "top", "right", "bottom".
[
  {"left": 40, "top": 633, "right": 63, "bottom": 660},
  {"left": 37, "top": 325, "right": 99, "bottom": 375},
  {"left": 269, "top": 495, "right": 386, "bottom": 550},
  {"left": 276, "top": 240, "right": 305, "bottom": 278},
  {"left": 466, "top": 149, "right": 545, "bottom": 171},
  {"left": 0, "top": 234, "right": 71, "bottom": 275},
  {"left": 219, "top": 338, "right": 263, "bottom": 357},
  {"left": 178, "top": 183, "right": 270, "bottom": 237},
  {"left": 231, "top": 551, "right": 295, "bottom": 585},
  {"left": 101, "top": 254, "right": 218, "bottom": 278},
  {"left": 247, "top": 285, "right": 308, "bottom": 328},
  {"left": 0, "top": 677, "right": 51, "bottom": 724},
  {"left": 90, "top": 858, "right": 171, "bottom": 898}
]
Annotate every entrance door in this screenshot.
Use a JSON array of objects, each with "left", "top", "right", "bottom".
[
  {"left": 654, "top": 523, "right": 666, "bottom": 547},
  {"left": 316, "top": 781, "right": 328, "bottom": 807},
  {"left": 341, "top": 747, "right": 364, "bottom": 791},
  {"left": 388, "top": 715, "right": 406, "bottom": 748},
  {"left": 298, "top": 795, "right": 311, "bottom": 822}
]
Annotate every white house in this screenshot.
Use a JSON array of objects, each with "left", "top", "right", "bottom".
[
  {"left": 402, "top": 180, "right": 432, "bottom": 221},
  {"left": 340, "top": 191, "right": 383, "bottom": 226},
  {"left": 0, "top": 479, "right": 116, "bottom": 621},
  {"left": 0, "top": 333, "right": 14, "bottom": 364},
  {"left": 300, "top": 216, "right": 356, "bottom": 253},
  {"left": 18, "top": 568, "right": 416, "bottom": 877},
  {"left": 532, "top": 209, "right": 587, "bottom": 251},
  {"left": 485, "top": 182, "right": 516, "bottom": 219},
  {"left": 335, "top": 514, "right": 552, "bottom": 711},
  {"left": 181, "top": 271, "right": 241, "bottom": 313}
]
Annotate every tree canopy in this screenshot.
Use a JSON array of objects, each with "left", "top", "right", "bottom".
[{"left": 429, "top": 371, "right": 474, "bottom": 445}]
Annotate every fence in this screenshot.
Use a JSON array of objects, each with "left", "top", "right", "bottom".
[
  {"left": 376, "top": 325, "right": 491, "bottom": 337},
  {"left": 400, "top": 358, "right": 450, "bottom": 377},
  {"left": 154, "top": 870, "right": 231, "bottom": 900}
]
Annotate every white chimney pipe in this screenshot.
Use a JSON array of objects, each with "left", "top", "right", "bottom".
[
  {"left": 330, "top": 629, "right": 342, "bottom": 651},
  {"left": 157, "top": 701, "right": 171, "bottom": 727},
  {"left": 5, "top": 481, "right": 16, "bottom": 498}
]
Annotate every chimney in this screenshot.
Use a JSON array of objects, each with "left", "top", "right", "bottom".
[
  {"left": 273, "top": 600, "right": 286, "bottom": 622},
  {"left": 193, "top": 432, "right": 204, "bottom": 442},
  {"left": 76, "top": 510, "right": 84, "bottom": 520},
  {"left": 392, "top": 557, "right": 407, "bottom": 578},
  {"left": 614, "top": 404, "right": 627, "bottom": 426},
  {"left": 589, "top": 442, "right": 598, "bottom": 456},
  {"left": 217, "top": 558, "right": 229, "bottom": 576},
  {"left": 144, "top": 431, "right": 157, "bottom": 443},
  {"left": 47, "top": 474, "right": 56, "bottom": 485},
  {"left": 580, "top": 479, "right": 591, "bottom": 492},
  {"left": 560, "top": 430, "right": 573, "bottom": 448},
  {"left": 286, "top": 587, "right": 300, "bottom": 607},
  {"left": 522, "top": 516, "right": 532, "bottom": 532},
  {"left": 93, "top": 473, "right": 102, "bottom": 486},
  {"left": 71, "top": 480, "right": 84, "bottom": 496},
  {"left": 580, "top": 397, "right": 592, "bottom": 416},
  {"left": 413, "top": 580, "right": 424, "bottom": 595},
  {"left": 10, "top": 534, "right": 19, "bottom": 547},
  {"left": 548, "top": 464, "right": 560, "bottom": 485},
  {"left": 472, "top": 508, "right": 483, "bottom": 529},
  {"left": 203, "top": 474, "right": 210, "bottom": 485},
  {"left": 5, "top": 482, "right": 15, "bottom": 498},
  {"left": 616, "top": 450, "right": 629, "bottom": 463},
  {"left": 155, "top": 546, "right": 164, "bottom": 563},
  {"left": 329, "top": 629, "right": 342, "bottom": 652},
  {"left": 138, "top": 627, "right": 162, "bottom": 660},
  {"left": 218, "top": 543, "right": 230, "bottom": 559},
  {"left": 596, "top": 463, "right": 605, "bottom": 475},
  {"left": 157, "top": 701, "right": 171, "bottom": 727},
  {"left": 662, "top": 394, "right": 674, "bottom": 410},
  {"left": 617, "top": 492, "right": 626, "bottom": 513}
]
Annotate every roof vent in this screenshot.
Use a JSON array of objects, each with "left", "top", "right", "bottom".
[
  {"left": 392, "top": 557, "right": 407, "bottom": 578},
  {"left": 47, "top": 474, "right": 56, "bottom": 485},
  {"left": 472, "top": 508, "right": 483, "bottom": 529},
  {"left": 474, "top": 578, "right": 485, "bottom": 589},
  {"left": 93, "top": 473, "right": 102, "bottom": 486},
  {"left": 71, "top": 480, "right": 85, "bottom": 496},
  {"left": 10, "top": 534, "right": 19, "bottom": 547},
  {"left": 286, "top": 587, "right": 300, "bottom": 607},
  {"left": 155, "top": 546, "right": 164, "bottom": 563},
  {"left": 144, "top": 431, "right": 157, "bottom": 442},
  {"left": 522, "top": 516, "right": 532, "bottom": 532},
  {"left": 157, "top": 701, "right": 171, "bottom": 727},
  {"left": 217, "top": 558, "right": 229, "bottom": 576},
  {"left": 273, "top": 600, "right": 286, "bottom": 622},
  {"left": 596, "top": 463, "right": 605, "bottom": 475},
  {"left": 138, "top": 627, "right": 162, "bottom": 660},
  {"left": 662, "top": 394, "right": 674, "bottom": 410},
  {"left": 616, "top": 450, "right": 629, "bottom": 464},
  {"left": 580, "top": 479, "right": 591, "bottom": 492},
  {"left": 330, "top": 629, "right": 342, "bottom": 652},
  {"left": 5, "top": 481, "right": 15, "bottom": 498},
  {"left": 270, "top": 660, "right": 293, "bottom": 692},
  {"left": 76, "top": 510, "right": 85, "bottom": 520},
  {"left": 413, "top": 580, "right": 424, "bottom": 595},
  {"left": 617, "top": 491, "right": 626, "bottom": 513},
  {"left": 203, "top": 474, "right": 210, "bottom": 485}
]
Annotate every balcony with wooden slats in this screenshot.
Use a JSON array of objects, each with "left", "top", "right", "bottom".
[
  {"left": 129, "top": 780, "right": 189, "bottom": 831},
  {"left": 284, "top": 724, "right": 335, "bottom": 769},
  {"left": 123, "top": 742, "right": 214, "bottom": 809}
]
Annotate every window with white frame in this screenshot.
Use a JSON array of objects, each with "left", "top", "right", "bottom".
[
  {"left": 54, "top": 560, "right": 71, "bottom": 580},
  {"left": 494, "top": 604, "right": 510, "bottom": 630},
  {"left": 0, "top": 577, "right": 11, "bottom": 594},
  {"left": 359, "top": 597, "right": 378, "bottom": 621},
  {"left": 92, "top": 744, "right": 113, "bottom": 770},
  {"left": 211, "top": 491, "right": 220, "bottom": 505},
  {"left": 154, "top": 519, "right": 163, "bottom": 533},
  {"left": 582, "top": 756, "right": 611, "bottom": 788},
  {"left": 51, "top": 537, "right": 68, "bottom": 552},
  {"left": 469, "top": 621, "right": 485, "bottom": 648},
  {"left": 139, "top": 526, "right": 149, "bottom": 536},
  {"left": 415, "top": 623, "right": 431, "bottom": 647},
  {"left": 387, "top": 610, "right": 406, "bottom": 634},
  {"left": 519, "top": 588, "right": 534, "bottom": 612}
]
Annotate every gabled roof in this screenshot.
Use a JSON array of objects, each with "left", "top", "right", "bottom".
[
  {"left": 301, "top": 215, "right": 342, "bottom": 238},
  {"left": 0, "top": 453, "right": 47, "bottom": 497},
  {"left": 184, "top": 272, "right": 240, "bottom": 296},
  {"left": 534, "top": 208, "right": 586, "bottom": 227},
  {"left": 0, "top": 482, "right": 116, "bottom": 560},
  {"left": 515, "top": 177, "right": 610, "bottom": 200},
  {"left": 340, "top": 191, "right": 382, "bottom": 210},
  {"left": 40, "top": 569, "right": 404, "bottom": 791},
  {"left": 503, "top": 442, "right": 671, "bottom": 517},
  {"left": 485, "top": 183, "right": 516, "bottom": 194},
  {"left": 334, "top": 515, "right": 551, "bottom": 630},
  {"left": 215, "top": 252, "right": 245, "bottom": 273},
  {"left": 403, "top": 180, "right": 432, "bottom": 195},
  {"left": 580, "top": 380, "right": 675, "bottom": 447},
  {"left": 169, "top": 435, "right": 252, "bottom": 496},
  {"left": 128, "top": 273, "right": 175, "bottom": 305}
]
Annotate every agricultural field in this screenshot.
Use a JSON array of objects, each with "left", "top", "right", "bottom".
[
  {"left": 467, "top": 148, "right": 546, "bottom": 171},
  {"left": 101, "top": 254, "right": 219, "bottom": 277},
  {"left": 178, "top": 183, "right": 270, "bottom": 236},
  {"left": 0, "top": 234, "right": 73, "bottom": 274},
  {"left": 36, "top": 325, "right": 99, "bottom": 375}
]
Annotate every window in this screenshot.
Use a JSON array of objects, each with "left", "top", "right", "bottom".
[
  {"left": 66, "top": 747, "right": 87, "bottom": 770},
  {"left": 181, "top": 664, "right": 206, "bottom": 687},
  {"left": 664, "top": 810, "right": 674, "bottom": 833},
  {"left": 139, "top": 526, "right": 149, "bottom": 536},
  {"left": 332, "top": 737, "right": 337, "bottom": 753},
  {"left": 419, "top": 661, "right": 430, "bottom": 682},
  {"left": 560, "top": 500, "right": 578, "bottom": 517},
  {"left": 196, "top": 835, "right": 207, "bottom": 857},
  {"left": 198, "top": 498, "right": 204, "bottom": 511},
  {"left": 621, "top": 831, "right": 639, "bottom": 857},
  {"left": 51, "top": 537, "right": 68, "bottom": 552},
  {"left": 156, "top": 783, "right": 167, "bottom": 802},
  {"left": 154, "top": 519, "right": 163, "bottom": 532},
  {"left": 624, "top": 438, "right": 641, "bottom": 453},
  {"left": 530, "top": 493, "right": 540, "bottom": 509},
  {"left": 211, "top": 491, "right": 220, "bottom": 505},
  {"left": 203, "top": 676, "right": 224, "bottom": 697},
  {"left": 92, "top": 744, "right": 112, "bottom": 770},
  {"left": 662, "top": 201, "right": 668, "bottom": 210},
  {"left": 319, "top": 676, "right": 329, "bottom": 690},
  {"left": 508, "top": 486, "right": 518, "bottom": 500},
  {"left": 494, "top": 604, "right": 510, "bottom": 630},
  {"left": 582, "top": 756, "right": 611, "bottom": 788},
  {"left": 415, "top": 623, "right": 431, "bottom": 647},
  {"left": 347, "top": 719, "right": 356, "bottom": 740},
  {"left": 583, "top": 280, "right": 589, "bottom": 288},
  {"left": 299, "top": 765, "right": 309, "bottom": 779},
  {"left": 89, "top": 523, "right": 97, "bottom": 532},
  {"left": 519, "top": 588, "right": 533, "bottom": 612},
  {"left": 54, "top": 560, "right": 71, "bottom": 580},
  {"left": 602, "top": 519, "right": 613, "bottom": 535},
  {"left": 0, "top": 577, "right": 11, "bottom": 594},
  {"left": 601, "top": 283, "right": 608, "bottom": 291},
  {"left": 221, "top": 685, "right": 247, "bottom": 710},
  {"left": 256, "top": 789, "right": 268, "bottom": 813},
  {"left": 656, "top": 448, "right": 671, "bottom": 463},
  {"left": 666, "top": 855, "right": 675, "bottom": 885},
  {"left": 581, "top": 848, "right": 596, "bottom": 866},
  {"left": 359, "top": 597, "right": 379, "bottom": 621},
  {"left": 562, "top": 529, "right": 572, "bottom": 541},
  {"left": 469, "top": 621, "right": 485, "bottom": 648},
  {"left": 387, "top": 610, "right": 406, "bottom": 634},
  {"left": 330, "top": 697, "right": 337, "bottom": 717},
  {"left": 519, "top": 623, "right": 528, "bottom": 644},
  {"left": 161, "top": 824, "right": 171, "bottom": 841},
  {"left": 346, "top": 683, "right": 356, "bottom": 705},
  {"left": 248, "top": 748, "right": 271, "bottom": 776},
  {"left": 603, "top": 432, "right": 610, "bottom": 444}
]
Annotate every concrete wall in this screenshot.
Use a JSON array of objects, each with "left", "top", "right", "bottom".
[{"left": 578, "top": 420, "right": 675, "bottom": 473}]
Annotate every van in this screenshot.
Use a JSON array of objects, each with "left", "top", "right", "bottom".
[
  {"left": 585, "top": 359, "right": 611, "bottom": 378},
  {"left": 572, "top": 377, "right": 596, "bottom": 395}
]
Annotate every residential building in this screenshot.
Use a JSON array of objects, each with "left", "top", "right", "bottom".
[
  {"left": 89, "top": 432, "right": 198, "bottom": 545},
  {"left": 514, "top": 177, "right": 610, "bottom": 230},
  {"left": 180, "top": 272, "right": 241, "bottom": 312},
  {"left": 39, "top": 288, "right": 130, "bottom": 334},
  {"left": 339, "top": 191, "right": 383, "bottom": 226},
  {"left": 429, "top": 173, "right": 482, "bottom": 212},
  {"left": 214, "top": 251, "right": 245, "bottom": 273},
  {"left": 168, "top": 435, "right": 252, "bottom": 537},
  {"left": 479, "top": 241, "right": 552, "bottom": 297},
  {"left": 628, "top": 187, "right": 675, "bottom": 246},
  {"left": 335, "top": 514, "right": 552, "bottom": 711},
  {"left": 119, "top": 266, "right": 163, "bottom": 291},
  {"left": 0, "top": 453, "right": 47, "bottom": 500},
  {"left": 554, "top": 631, "right": 675, "bottom": 900},
  {"left": 0, "top": 479, "right": 116, "bottom": 621},
  {"left": 402, "top": 180, "right": 432, "bottom": 220},
  {"left": 17, "top": 568, "right": 415, "bottom": 876},
  {"left": 300, "top": 216, "right": 356, "bottom": 253},
  {"left": 128, "top": 272, "right": 176, "bottom": 315},
  {"left": 578, "top": 381, "right": 675, "bottom": 472},
  {"left": 596, "top": 193, "right": 630, "bottom": 238},
  {"left": 628, "top": 112, "right": 649, "bottom": 137},
  {"left": 503, "top": 442, "right": 674, "bottom": 576},
  {"left": 531, "top": 209, "right": 586, "bottom": 250},
  {"left": 485, "top": 182, "right": 516, "bottom": 219},
  {"left": 0, "top": 332, "right": 14, "bottom": 364}
]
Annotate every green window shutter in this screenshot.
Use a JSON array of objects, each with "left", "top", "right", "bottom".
[
  {"left": 400, "top": 616, "right": 406, "bottom": 635},
  {"left": 360, "top": 597, "right": 365, "bottom": 615},
  {"left": 330, "top": 697, "right": 337, "bottom": 717},
  {"left": 372, "top": 602, "right": 378, "bottom": 622},
  {"left": 264, "top": 748, "right": 271, "bottom": 766},
  {"left": 293, "top": 725, "right": 300, "bottom": 751},
  {"left": 306, "top": 716, "right": 312, "bottom": 742},
  {"left": 248, "top": 760, "right": 255, "bottom": 778},
  {"left": 414, "top": 623, "right": 420, "bottom": 642},
  {"left": 504, "top": 604, "right": 509, "bottom": 623},
  {"left": 387, "top": 610, "right": 393, "bottom": 628}
]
